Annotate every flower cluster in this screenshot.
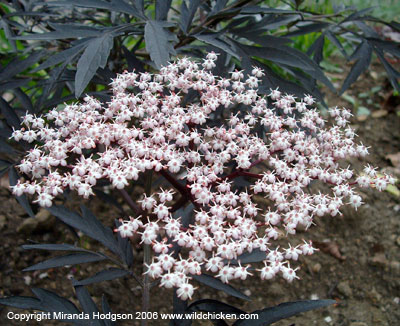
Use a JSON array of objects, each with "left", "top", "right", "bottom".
[{"left": 11, "top": 52, "right": 394, "bottom": 300}]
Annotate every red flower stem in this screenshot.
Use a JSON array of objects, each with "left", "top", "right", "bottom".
[
  {"left": 158, "top": 169, "right": 188, "bottom": 198},
  {"left": 239, "top": 171, "right": 263, "bottom": 179},
  {"left": 119, "top": 189, "right": 141, "bottom": 215}
]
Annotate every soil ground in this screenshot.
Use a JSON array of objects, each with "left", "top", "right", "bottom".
[{"left": 0, "top": 59, "right": 399, "bottom": 326}]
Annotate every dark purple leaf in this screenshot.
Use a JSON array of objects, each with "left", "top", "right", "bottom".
[
  {"left": 308, "top": 34, "right": 325, "bottom": 65},
  {"left": 23, "top": 252, "right": 107, "bottom": 271},
  {"left": 326, "top": 30, "right": 348, "bottom": 59},
  {"left": 33, "top": 43, "right": 87, "bottom": 72},
  {"left": 46, "top": 205, "right": 123, "bottom": 261},
  {"left": 209, "top": 0, "right": 229, "bottom": 17},
  {"left": 367, "top": 38, "right": 400, "bottom": 58},
  {"left": 233, "top": 300, "right": 335, "bottom": 326},
  {"left": 145, "top": 20, "right": 177, "bottom": 69},
  {"left": 74, "top": 285, "right": 105, "bottom": 326},
  {"left": 373, "top": 47, "right": 400, "bottom": 92},
  {"left": 31, "top": 288, "right": 81, "bottom": 316},
  {"left": 239, "top": 7, "right": 300, "bottom": 15},
  {"left": 9, "top": 167, "right": 35, "bottom": 218},
  {"left": 22, "top": 243, "right": 91, "bottom": 252},
  {"left": 340, "top": 41, "right": 372, "bottom": 94},
  {"left": 0, "top": 296, "right": 42, "bottom": 310},
  {"left": 48, "top": 0, "right": 143, "bottom": 18},
  {"left": 194, "top": 33, "right": 239, "bottom": 59},
  {"left": 230, "top": 30, "right": 292, "bottom": 47},
  {"left": 285, "top": 22, "right": 330, "bottom": 37},
  {"left": 187, "top": 299, "right": 246, "bottom": 315},
  {"left": 102, "top": 295, "right": 116, "bottom": 326},
  {"left": 0, "top": 51, "right": 44, "bottom": 80},
  {"left": 171, "top": 291, "right": 191, "bottom": 326},
  {"left": 156, "top": 0, "right": 172, "bottom": 21},
  {"left": 73, "top": 268, "right": 129, "bottom": 286},
  {"left": 0, "top": 79, "right": 31, "bottom": 92},
  {"left": 180, "top": 0, "right": 201, "bottom": 34},
  {"left": 0, "top": 138, "right": 15, "bottom": 154},
  {"left": 12, "top": 88, "right": 33, "bottom": 113},
  {"left": 0, "top": 97, "right": 20, "bottom": 129},
  {"left": 192, "top": 274, "right": 250, "bottom": 301},
  {"left": 75, "top": 34, "right": 114, "bottom": 97},
  {"left": 173, "top": 203, "right": 194, "bottom": 228},
  {"left": 341, "top": 7, "right": 374, "bottom": 23},
  {"left": 115, "top": 219, "right": 134, "bottom": 267},
  {"left": 228, "top": 249, "right": 267, "bottom": 265}
]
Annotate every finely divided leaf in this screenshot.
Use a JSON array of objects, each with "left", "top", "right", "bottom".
[
  {"left": 102, "top": 295, "right": 116, "bottom": 326},
  {"left": 285, "top": 22, "right": 330, "bottom": 37},
  {"left": 75, "top": 34, "right": 114, "bottom": 97},
  {"left": 74, "top": 285, "right": 105, "bottom": 326},
  {"left": 0, "top": 296, "right": 42, "bottom": 310},
  {"left": 31, "top": 288, "right": 81, "bottom": 316},
  {"left": 326, "top": 30, "right": 348, "bottom": 59},
  {"left": 0, "top": 79, "right": 31, "bottom": 92},
  {"left": 233, "top": 300, "right": 335, "bottom": 326},
  {"left": 209, "top": 0, "right": 229, "bottom": 17},
  {"left": 145, "top": 20, "right": 177, "bottom": 69},
  {"left": 22, "top": 243, "right": 91, "bottom": 252},
  {"left": 33, "top": 43, "right": 87, "bottom": 72},
  {"left": 47, "top": 205, "right": 123, "bottom": 259},
  {"left": 13, "top": 88, "right": 33, "bottom": 113},
  {"left": 0, "top": 51, "right": 44, "bottom": 80},
  {"left": 187, "top": 299, "right": 246, "bottom": 315},
  {"left": 73, "top": 268, "right": 130, "bottom": 286},
  {"left": 9, "top": 167, "right": 35, "bottom": 218},
  {"left": 156, "top": 0, "right": 172, "bottom": 20},
  {"left": 0, "top": 139, "right": 16, "bottom": 154},
  {"left": 23, "top": 252, "right": 107, "bottom": 271},
  {"left": 194, "top": 33, "right": 239, "bottom": 59},
  {"left": 229, "top": 249, "right": 267, "bottom": 265},
  {"left": 0, "top": 97, "right": 20, "bottom": 129},
  {"left": 192, "top": 274, "right": 250, "bottom": 301},
  {"left": 115, "top": 219, "right": 134, "bottom": 267},
  {"left": 80, "top": 205, "right": 122, "bottom": 256},
  {"left": 173, "top": 203, "right": 194, "bottom": 228},
  {"left": 48, "top": 0, "right": 143, "bottom": 18},
  {"left": 340, "top": 41, "right": 372, "bottom": 94},
  {"left": 373, "top": 47, "right": 400, "bottom": 92},
  {"left": 180, "top": 0, "right": 201, "bottom": 34}
]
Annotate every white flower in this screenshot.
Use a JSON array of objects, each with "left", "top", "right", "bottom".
[
  {"left": 33, "top": 192, "right": 54, "bottom": 207},
  {"left": 176, "top": 282, "right": 195, "bottom": 300}
]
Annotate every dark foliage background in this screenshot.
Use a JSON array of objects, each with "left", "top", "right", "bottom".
[{"left": 0, "top": 1, "right": 399, "bottom": 325}]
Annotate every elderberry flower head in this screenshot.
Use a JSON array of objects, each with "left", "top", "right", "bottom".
[{"left": 10, "top": 53, "right": 395, "bottom": 300}]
